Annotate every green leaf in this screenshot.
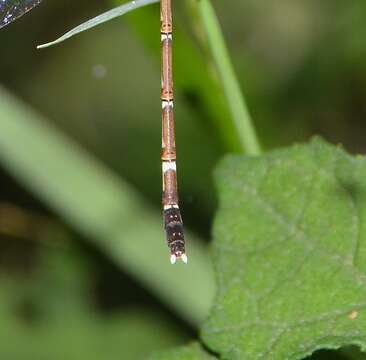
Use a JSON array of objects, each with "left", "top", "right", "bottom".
[
  {"left": 149, "top": 342, "right": 216, "bottom": 360},
  {"left": 37, "top": 0, "right": 159, "bottom": 49},
  {"left": 202, "top": 137, "right": 366, "bottom": 359}
]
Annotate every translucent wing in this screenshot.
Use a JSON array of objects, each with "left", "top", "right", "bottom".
[{"left": 0, "top": 0, "right": 42, "bottom": 29}]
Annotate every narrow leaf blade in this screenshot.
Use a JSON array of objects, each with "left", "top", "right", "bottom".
[{"left": 37, "top": 0, "right": 159, "bottom": 49}]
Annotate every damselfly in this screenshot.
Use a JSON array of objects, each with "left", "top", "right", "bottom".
[{"left": 0, "top": 0, "right": 187, "bottom": 264}]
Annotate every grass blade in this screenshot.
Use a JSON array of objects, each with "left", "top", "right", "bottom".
[
  {"left": 37, "top": 0, "right": 159, "bottom": 49},
  {"left": 193, "top": 0, "right": 262, "bottom": 155}
]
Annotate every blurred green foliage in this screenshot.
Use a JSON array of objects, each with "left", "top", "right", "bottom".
[
  {"left": 0, "top": 0, "right": 365, "bottom": 358},
  {"left": 0, "top": 244, "right": 189, "bottom": 359}
]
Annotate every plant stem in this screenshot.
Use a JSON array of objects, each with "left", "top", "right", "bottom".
[{"left": 193, "top": 0, "right": 262, "bottom": 155}]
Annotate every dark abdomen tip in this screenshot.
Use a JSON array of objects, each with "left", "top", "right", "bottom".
[{"left": 163, "top": 207, "right": 186, "bottom": 263}]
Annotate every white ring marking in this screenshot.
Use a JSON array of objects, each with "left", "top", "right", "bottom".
[{"left": 162, "top": 161, "right": 176, "bottom": 172}]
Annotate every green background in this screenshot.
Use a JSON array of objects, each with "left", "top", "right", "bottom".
[{"left": 0, "top": 0, "right": 365, "bottom": 358}]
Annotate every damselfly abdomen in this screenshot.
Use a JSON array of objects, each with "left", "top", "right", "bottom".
[{"left": 0, "top": 0, "right": 187, "bottom": 264}]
